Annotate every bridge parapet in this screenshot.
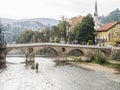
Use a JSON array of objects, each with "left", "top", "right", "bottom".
[{"left": 6, "top": 43, "right": 113, "bottom": 61}]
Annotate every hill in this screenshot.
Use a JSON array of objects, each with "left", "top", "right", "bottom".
[
  {"left": 0, "top": 18, "right": 59, "bottom": 26},
  {"left": 99, "top": 8, "right": 120, "bottom": 24},
  {"left": 0, "top": 18, "right": 59, "bottom": 43}
]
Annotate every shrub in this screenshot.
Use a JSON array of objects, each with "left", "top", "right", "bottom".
[
  {"left": 113, "top": 64, "right": 120, "bottom": 71},
  {"left": 88, "top": 40, "right": 93, "bottom": 45},
  {"left": 73, "top": 57, "right": 81, "bottom": 62},
  {"left": 91, "top": 50, "right": 106, "bottom": 64}
]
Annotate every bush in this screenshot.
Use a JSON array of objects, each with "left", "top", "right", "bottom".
[
  {"left": 88, "top": 40, "right": 93, "bottom": 45},
  {"left": 91, "top": 50, "right": 106, "bottom": 64},
  {"left": 113, "top": 64, "right": 120, "bottom": 71},
  {"left": 73, "top": 57, "right": 81, "bottom": 62}
]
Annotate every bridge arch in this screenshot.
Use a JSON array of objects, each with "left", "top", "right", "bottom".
[
  {"left": 35, "top": 46, "right": 59, "bottom": 57},
  {"left": 68, "top": 49, "right": 84, "bottom": 56},
  {"left": 101, "top": 49, "right": 111, "bottom": 56},
  {"left": 6, "top": 48, "right": 26, "bottom": 57}
]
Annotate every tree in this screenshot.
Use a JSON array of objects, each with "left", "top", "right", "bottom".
[
  {"left": 50, "top": 16, "right": 69, "bottom": 43},
  {"left": 50, "top": 25, "right": 60, "bottom": 42},
  {"left": 74, "top": 14, "right": 95, "bottom": 43},
  {"left": 16, "top": 30, "right": 44, "bottom": 43},
  {"left": 58, "top": 16, "right": 69, "bottom": 43}
]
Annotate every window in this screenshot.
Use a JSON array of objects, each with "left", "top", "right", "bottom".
[
  {"left": 117, "top": 28, "right": 120, "bottom": 32},
  {"left": 112, "top": 32, "right": 114, "bottom": 39},
  {"left": 117, "top": 34, "right": 120, "bottom": 38}
]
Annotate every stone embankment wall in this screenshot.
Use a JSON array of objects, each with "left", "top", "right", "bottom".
[
  {"left": 0, "top": 44, "right": 7, "bottom": 68},
  {"left": 111, "top": 47, "right": 120, "bottom": 60}
]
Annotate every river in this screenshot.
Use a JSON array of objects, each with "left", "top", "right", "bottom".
[{"left": 0, "top": 57, "right": 120, "bottom": 90}]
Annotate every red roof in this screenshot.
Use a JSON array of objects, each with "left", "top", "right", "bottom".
[{"left": 97, "top": 22, "right": 118, "bottom": 32}]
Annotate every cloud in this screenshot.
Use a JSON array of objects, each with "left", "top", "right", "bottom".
[{"left": 0, "top": 0, "right": 120, "bottom": 19}]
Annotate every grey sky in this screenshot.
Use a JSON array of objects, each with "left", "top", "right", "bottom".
[{"left": 0, "top": 0, "right": 119, "bottom": 20}]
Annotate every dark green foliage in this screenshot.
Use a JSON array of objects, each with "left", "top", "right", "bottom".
[
  {"left": 73, "top": 57, "right": 81, "bottom": 62},
  {"left": 88, "top": 40, "right": 93, "bottom": 45},
  {"left": 50, "top": 25, "right": 60, "bottom": 42},
  {"left": 50, "top": 17, "right": 70, "bottom": 43},
  {"left": 16, "top": 30, "right": 44, "bottom": 43},
  {"left": 58, "top": 17, "right": 69, "bottom": 43},
  {"left": 69, "top": 32, "right": 75, "bottom": 43},
  {"left": 90, "top": 50, "right": 120, "bottom": 71},
  {"left": 91, "top": 50, "right": 106, "bottom": 64},
  {"left": 74, "top": 14, "right": 95, "bottom": 43},
  {"left": 112, "top": 64, "right": 120, "bottom": 71},
  {"left": 104, "top": 62, "right": 120, "bottom": 71}
]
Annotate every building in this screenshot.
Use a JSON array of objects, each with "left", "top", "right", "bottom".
[
  {"left": 70, "top": 15, "right": 83, "bottom": 31},
  {"left": 96, "top": 22, "right": 120, "bottom": 46}
]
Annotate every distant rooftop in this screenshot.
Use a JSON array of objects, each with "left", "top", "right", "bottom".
[{"left": 97, "top": 22, "right": 118, "bottom": 32}]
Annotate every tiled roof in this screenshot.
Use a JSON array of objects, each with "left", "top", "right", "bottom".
[{"left": 97, "top": 22, "right": 118, "bottom": 32}]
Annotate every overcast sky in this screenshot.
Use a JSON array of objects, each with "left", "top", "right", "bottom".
[{"left": 0, "top": 0, "right": 119, "bottom": 20}]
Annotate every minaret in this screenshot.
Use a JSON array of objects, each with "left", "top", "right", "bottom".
[{"left": 94, "top": 0, "right": 98, "bottom": 31}]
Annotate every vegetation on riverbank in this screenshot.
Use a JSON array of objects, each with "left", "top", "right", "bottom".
[{"left": 72, "top": 50, "right": 120, "bottom": 72}]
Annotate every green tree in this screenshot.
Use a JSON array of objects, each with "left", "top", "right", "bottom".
[
  {"left": 58, "top": 16, "right": 69, "bottom": 43},
  {"left": 43, "top": 27, "right": 50, "bottom": 42},
  {"left": 16, "top": 30, "right": 44, "bottom": 43},
  {"left": 50, "top": 16, "right": 69, "bottom": 43},
  {"left": 50, "top": 25, "right": 60, "bottom": 42},
  {"left": 74, "top": 14, "right": 95, "bottom": 43}
]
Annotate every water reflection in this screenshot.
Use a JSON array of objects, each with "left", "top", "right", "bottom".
[{"left": 0, "top": 57, "right": 120, "bottom": 90}]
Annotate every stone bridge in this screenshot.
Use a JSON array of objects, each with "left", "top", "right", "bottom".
[{"left": 5, "top": 43, "right": 112, "bottom": 62}]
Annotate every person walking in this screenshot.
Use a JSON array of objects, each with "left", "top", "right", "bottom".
[{"left": 35, "top": 62, "right": 39, "bottom": 70}]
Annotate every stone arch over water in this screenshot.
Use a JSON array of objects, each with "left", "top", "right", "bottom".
[
  {"left": 35, "top": 46, "right": 59, "bottom": 57},
  {"left": 68, "top": 49, "right": 84, "bottom": 56},
  {"left": 6, "top": 48, "right": 26, "bottom": 57}
]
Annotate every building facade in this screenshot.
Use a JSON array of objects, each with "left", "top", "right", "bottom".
[
  {"left": 96, "top": 22, "right": 120, "bottom": 46},
  {"left": 70, "top": 16, "right": 83, "bottom": 31}
]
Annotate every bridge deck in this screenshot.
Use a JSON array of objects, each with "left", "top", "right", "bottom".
[{"left": 7, "top": 43, "right": 112, "bottom": 49}]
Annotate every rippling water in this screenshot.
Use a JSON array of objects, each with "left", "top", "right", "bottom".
[{"left": 0, "top": 57, "right": 120, "bottom": 90}]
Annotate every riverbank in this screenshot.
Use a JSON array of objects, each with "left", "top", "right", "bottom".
[
  {"left": 67, "top": 61, "right": 119, "bottom": 74},
  {"left": 53, "top": 58, "right": 119, "bottom": 74}
]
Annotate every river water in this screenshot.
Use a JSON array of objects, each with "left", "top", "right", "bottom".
[{"left": 0, "top": 57, "right": 120, "bottom": 90}]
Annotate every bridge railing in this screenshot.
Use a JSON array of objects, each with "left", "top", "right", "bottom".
[
  {"left": 0, "top": 43, "right": 7, "bottom": 48},
  {"left": 6, "top": 43, "right": 112, "bottom": 50}
]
